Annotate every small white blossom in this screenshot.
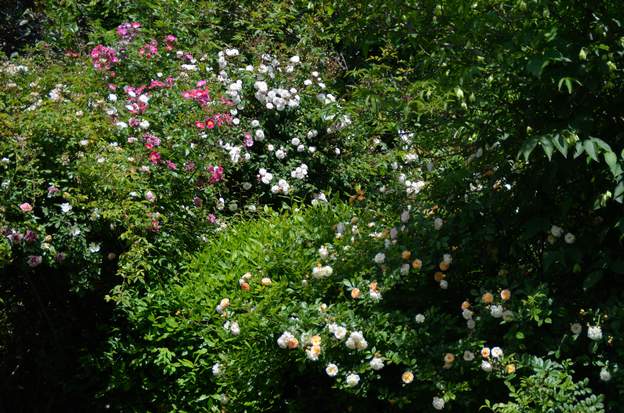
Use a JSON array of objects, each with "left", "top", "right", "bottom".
[
  {"left": 481, "top": 360, "right": 493, "bottom": 372},
  {"left": 373, "top": 252, "right": 385, "bottom": 264},
  {"left": 570, "top": 323, "right": 582, "bottom": 335},
  {"left": 369, "top": 357, "right": 384, "bottom": 371},
  {"left": 346, "top": 373, "right": 360, "bottom": 387}
]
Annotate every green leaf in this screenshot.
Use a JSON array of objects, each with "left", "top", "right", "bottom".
[
  {"left": 583, "top": 140, "right": 598, "bottom": 161},
  {"left": 604, "top": 151, "right": 622, "bottom": 178},
  {"left": 614, "top": 181, "right": 624, "bottom": 203},
  {"left": 519, "top": 137, "right": 539, "bottom": 161},
  {"left": 540, "top": 136, "right": 554, "bottom": 160},
  {"left": 551, "top": 134, "right": 568, "bottom": 157}
]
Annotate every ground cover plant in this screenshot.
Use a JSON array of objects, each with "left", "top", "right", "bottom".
[{"left": 1, "top": 0, "right": 624, "bottom": 412}]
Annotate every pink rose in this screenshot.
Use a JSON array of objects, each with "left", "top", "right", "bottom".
[{"left": 19, "top": 202, "right": 33, "bottom": 212}]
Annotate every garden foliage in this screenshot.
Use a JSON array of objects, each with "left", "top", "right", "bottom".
[{"left": 1, "top": 0, "right": 624, "bottom": 411}]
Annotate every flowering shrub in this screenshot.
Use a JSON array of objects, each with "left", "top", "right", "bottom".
[{"left": 3, "top": 0, "right": 624, "bottom": 411}]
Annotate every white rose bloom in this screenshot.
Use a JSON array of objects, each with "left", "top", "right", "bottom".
[
  {"left": 550, "top": 225, "right": 564, "bottom": 237},
  {"left": 490, "top": 305, "right": 503, "bottom": 318},
  {"left": 277, "top": 331, "right": 295, "bottom": 349},
  {"left": 212, "top": 363, "right": 222, "bottom": 376},
  {"left": 481, "top": 360, "right": 493, "bottom": 372},
  {"left": 400, "top": 263, "right": 410, "bottom": 275},
  {"left": 289, "top": 55, "right": 300, "bottom": 64},
  {"left": 587, "top": 325, "right": 603, "bottom": 341},
  {"left": 463, "top": 351, "right": 475, "bottom": 361},
  {"left": 564, "top": 233, "right": 576, "bottom": 244},
  {"left": 345, "top": 331, "right": 367, "bottom": 350},
  {"left": 373, "top": 252, "right": 385, "bottom": 264},
  {"left": 462, "top": 309, "right": 474, "bottom": 320},
  {"left": 415, "top": 314, "right": 425, "bottom": 324},
  {"left": 432, "top": 397, "right": 445, "bottom": 410},
  {"left": 439, "top": 280, "right": 449, "bottom": 289},
  {"left": 570, "top": 323, "right": 582, "bottom": 335},
  {"left": 600, "top": 368, "right": 612, "bottom": 382},
  {"left": 346, "top": 373, "right": 360, "bottom": 387},
  {"left": 326, "top": 363, "right": 338, "bottom": 377},
  {"left": 319, "top": 246, "right": 329, "bottom": 259},
  {"left": 333, "top": 326, "right": 347, "bottom": 340},
  {"left": 491, "top": 347, "right": 503, "bottom": 359},
  {"left": 467, "top": 319, "right": 476, "bottom": 329},
  {"left": 434, "top": 218, "right": 444, "bottom": 230},
  {"left": 60, "top": 203, "right": 72, "bottom": 213},
  {"left": 370, "top": 357, "right": 384, "bottom": 370}
]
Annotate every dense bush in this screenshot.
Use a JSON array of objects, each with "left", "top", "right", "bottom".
[{"left": 1, "top": 0, "right": 624, "bottom": 411}]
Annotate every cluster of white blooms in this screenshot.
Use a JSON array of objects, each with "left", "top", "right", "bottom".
[
  {"left": 48, "top": 83, "right": 67, "bottom": 101},
  {"left": 405, "top": 179, "right": 426, "bottom": 196},
  {"left": 223, "top": 321, "right": 240, "bottom": 336},
  {"left": 312, "top": 264, "right": 333, "bottom": 279},
  {"left": 345, "top": 331, "right": 368, "bottom": 350},
  {"left": 226, "top": 79, "right": 243, "bottom": 105},
  {"left": 222, "top": 143, "right": 245, "bottom": 163},
  {"left": 548, "top": 225, "right": 576, "bottom": 245},
  {"left": 326, "top": 115, "right": 352, "bottom": 134},
  {"left": 588, "top": 325, "right": 603, "bottom": 341},
  {"left": 257, "top": 168, "right": 273, "bottom": 184},
  {"left": 2, "top": 63, "right": 29, "bottom": 76},
  {"left": 290, "top": 163, "right": 308, "bottom": 179},
  {"left": 217, "top": 48, "right": 239, "bottom": 69},
  {"left": 328, "top": 323, "right": 347, "bottom": 340},
  {"left": 270, "top": 179, "right": 290, "bottom": 195},
  {"left": 311, "top": 192, "right": 328, "bottom": 206},
  {"left": 317, "top": 92, "right": 336, "bottom": 105},
  {"left": 254, "top": 81, "right": 300, "bottom": 111}
]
